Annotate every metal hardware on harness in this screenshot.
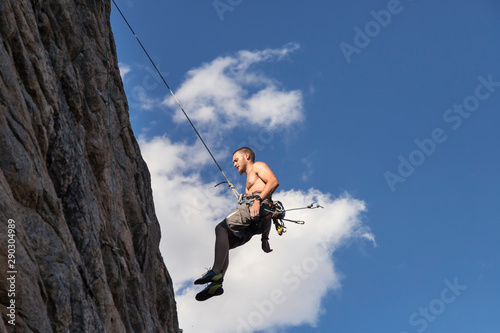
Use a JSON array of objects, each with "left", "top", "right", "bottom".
[
  {"left": 264, "top": 201, "right": 321, "bottom": 235},
  {"left": 269, "top": 201, "right": 287, "bottom": 235},
  {"left": 271, "top": 201, "right": 285, "bottom": 219},
  {"left": 283, "top": 202, "right": 324, "bottom": 212},
  {"left": 274, "top": 219, "right": 286, "bottom": 236}
]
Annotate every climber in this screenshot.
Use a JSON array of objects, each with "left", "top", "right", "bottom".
[{"left": 194, "top": 147, "right": 279, "bottom": 301}]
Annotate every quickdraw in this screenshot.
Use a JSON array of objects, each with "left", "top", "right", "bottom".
[{"left": 264, "top": 201, "right": 323, "bottom": 236}]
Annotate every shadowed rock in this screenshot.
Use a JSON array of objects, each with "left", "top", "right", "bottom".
[{"left": 0, "top": 0, "right": 179, "bottom": 331}]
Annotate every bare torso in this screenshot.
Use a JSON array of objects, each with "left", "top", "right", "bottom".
[
  {"left": 246, "top": 169, "right": 266, "bottom": 195},
  {"left": 233, "top": 154, "right": 278, "bottom": 200}
]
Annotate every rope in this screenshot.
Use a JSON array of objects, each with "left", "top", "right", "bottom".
[
  {"left": 111, "top": 0, "right": 240, "bottom": 200},
  {"left": 103, "top": 0, "right": 133, "bottom": 331}
]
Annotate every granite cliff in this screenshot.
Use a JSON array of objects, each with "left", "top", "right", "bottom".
[{"left": 0, "top": 0, "right": 179, "bottom": 331}]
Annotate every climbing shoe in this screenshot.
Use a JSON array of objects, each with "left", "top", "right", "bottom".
[
  {"left": 195, "top": 283, "right": 224, "bottom": 301},
  {"left": 194, "top": 269, "right": 224, "bottom": 285}
]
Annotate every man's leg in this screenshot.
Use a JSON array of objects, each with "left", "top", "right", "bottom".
[
  {"left": 222, "top": 229, "right": 257, "bottom": 277},
  {"left": 221, "top": 250, "right": 229, "bottom": 277},
  {"left": 212, "top": 224, "right": 230, "bottom": 274}
]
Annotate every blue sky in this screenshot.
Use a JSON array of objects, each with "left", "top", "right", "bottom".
[{"left": 110, "top": 0, "right": 500, "bottom": 332}]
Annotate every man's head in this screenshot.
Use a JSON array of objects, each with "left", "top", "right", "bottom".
[{"left": 232, "top": 147, "right": 255, "bottom": 175}]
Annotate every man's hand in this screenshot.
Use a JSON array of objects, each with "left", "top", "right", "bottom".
[
  {"left": 250, "top": 200, "right": 260, "bottom": 219},
  {"left": 261, "top": 238, "right": 273, "bottom": 253}
]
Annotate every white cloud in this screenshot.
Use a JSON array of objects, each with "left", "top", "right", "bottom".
[
  {"left": 132, "top": 44, "right": 374, "bottom": 333},
  {"left": 162, "top": 43, "right": 303, "bottom": 131},
  {"left": 138, "top": 135, "right": 234, "bottom": 289},
  {"left": 139, "top": 136, "right": 374, "bottom": 333},
  {"left": 118, "top": 62, "right": 132, "bottom": 81}
]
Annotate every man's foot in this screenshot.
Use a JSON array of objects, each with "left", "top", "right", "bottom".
[
  {"left": 195, "top": 283, "right": 224, "bottom": 301},
  {"left": 194, "top": 269, "right": 224, "bottom": 285}
]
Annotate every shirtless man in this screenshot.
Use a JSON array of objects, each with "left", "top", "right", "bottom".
[{"left": 194, "top": 147, "right": 279, "bottom": 301}]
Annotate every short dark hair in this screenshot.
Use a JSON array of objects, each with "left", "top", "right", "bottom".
[{"left": 233, "top": 147, "right": 255, "bottom": 162}]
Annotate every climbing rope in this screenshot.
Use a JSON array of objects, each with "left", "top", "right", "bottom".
[
  {"left": 109, "top": 1, "right": 324, "bottom": 235},
  {"left": 103, "top": 1, "right": 133, "bottom": 331},
  {"left": 111, "top": 0, "right": 240, "bottom": 200}
]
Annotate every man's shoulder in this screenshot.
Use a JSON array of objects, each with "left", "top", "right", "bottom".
[
  {"left": 253, "top": 161, "right": 270, "bottom": 170},
  {"left": 253, "top": 161, "right": 275, "bottom": 175}
]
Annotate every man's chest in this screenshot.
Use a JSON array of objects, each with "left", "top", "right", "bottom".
[{"left": 246, "top": 172, "right": 263, "bottom": 191}]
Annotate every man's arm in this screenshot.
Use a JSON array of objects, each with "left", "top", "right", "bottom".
[
  {"left": 249, "top": 162, "right": 279, "bottom": 220},
  {"left": 250, "top": 162, "right": 278, "bottom": 253},
  {"left": 253, "top": 162, "right": 279, "bottom": 200}
]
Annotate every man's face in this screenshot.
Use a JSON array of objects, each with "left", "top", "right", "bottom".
[{"left": 233, "top": 152, "right": 246, "bottom": 175}]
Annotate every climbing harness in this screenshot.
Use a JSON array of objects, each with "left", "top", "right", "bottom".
[{"left": 269, "top": 201, "right": 288, "bottom": 236}]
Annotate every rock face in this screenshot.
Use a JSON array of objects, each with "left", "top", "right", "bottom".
[{"left": 0, "top": 0, "right": 179, "bottom": 332}]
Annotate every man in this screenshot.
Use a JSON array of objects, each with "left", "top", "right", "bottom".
[{"left": 194, "top": 147, "right": 279, "bottom": 301}]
